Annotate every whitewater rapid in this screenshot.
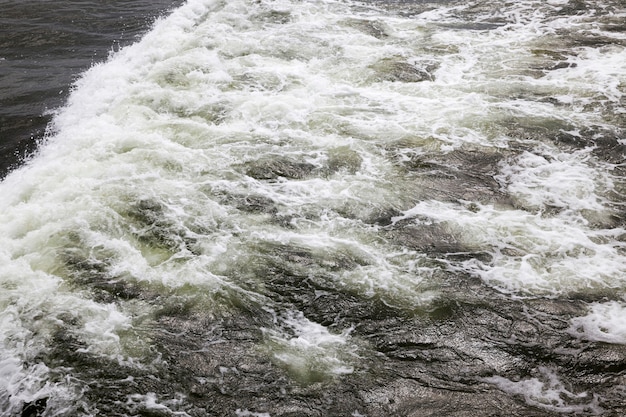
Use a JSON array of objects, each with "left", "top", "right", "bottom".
[{"left": 1, "top": 0, "right": 624, "bottom": 415}]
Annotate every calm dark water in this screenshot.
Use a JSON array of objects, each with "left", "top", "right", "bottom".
[{"left": 0, "top": 0, "right": 183, "bottom": 177}]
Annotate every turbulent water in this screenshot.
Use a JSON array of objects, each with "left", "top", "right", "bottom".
[{"left": 1, "top": 0, "right": 625, "bottom": 415}]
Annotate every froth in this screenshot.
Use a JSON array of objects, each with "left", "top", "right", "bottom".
[
  {"left": 263, "top": 311, "right": 357, "bottom": 381},
  {"left": 482, "top": 366, "right": 603, "bottom": 414},
  {"left": 496, "top": 147, "right": 614, "bottom": 216},
  {"left": 569, "top": 301, "right": 626, "bottom": 344},
  {"left": 0, "top": 0, "right": 624, "bottom": 413},
  {"left": 394, "top": 201, "right": 626, "bottom": 295}
]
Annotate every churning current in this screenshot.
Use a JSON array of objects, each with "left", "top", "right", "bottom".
[{"left": 1, "top": 0, "right": 625, "bottom": 415}]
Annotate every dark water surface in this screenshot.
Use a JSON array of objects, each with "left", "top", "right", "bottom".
[{"left": 0, "top": 0, "right": 183, "bottom": 177}]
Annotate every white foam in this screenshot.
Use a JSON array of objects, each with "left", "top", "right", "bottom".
[
  {"left": 544, "top": 45, "right": 626, "bottom": 105},
  {"left": 396, "top": 201, "right": 626, "bottom": 295},
  {"left": 236, "top": 409, "right": 272, "bottom": 417},
  {"left": 0, "top": 356, "right": 86, "bottom": 416},
  {"left": 0, "top": 358, "right": 46, "bottom": 415},
  {"left": 569, "top": 301, "right": 626, "bottom": 344},
  {"left": 125, "top": 392, "right": 191, "bottom": 417},
  {"left": 263, "top": 311, "right": 357, "bottom": 380},
  {"left": 496, "top": 148, "right": 614, "bottom": 216},
  {"left": 482, "top": 366, "right": 603, "bottom": 414}
]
